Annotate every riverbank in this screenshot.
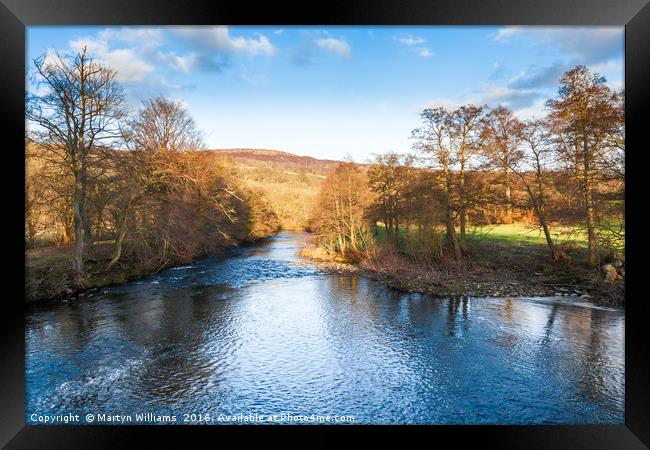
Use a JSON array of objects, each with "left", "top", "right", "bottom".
[
  {"left": 25, "top": 235, "right": 274, "bottom": 304},
  {"left": 299, "top": 244, "right": 624, "bottom": 306}
]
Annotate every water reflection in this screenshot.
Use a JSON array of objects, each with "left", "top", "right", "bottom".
[{"left": 26, "top": 232, "right": 624, "bottom": 424}]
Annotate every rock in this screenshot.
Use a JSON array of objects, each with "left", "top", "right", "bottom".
[
  {"left": 581, "top": 294, "right": 592, "bottom": 299},
  {"left": 601, "top": 263, "right": 614, "bottom": 273},
  {"left": 602, "top": 263, "right": 619, "bottom": 283}
]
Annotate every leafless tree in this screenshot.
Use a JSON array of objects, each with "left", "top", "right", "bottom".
[
  {"left": 367, "top": 152, "right": 415, "bottom": 247},
  {"left": 130, "top": 96, "right": 204, "bottom": 153},
  {"left": 511, "top": 119, "right": 565, "bottom": 261},
  {"left": 546, "top": 65, "right": 624, "bottom": 265},
  {"left": 480, "top": 106, "right": 524, "bottom": 223},
  {"left": 27, "top": 47, "right": 127, "bottom": 275}
]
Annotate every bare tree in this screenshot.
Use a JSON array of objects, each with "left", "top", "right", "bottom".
[
  {"left": 130, "top": 96, "right": 204, "bottom": 153},
  {"left": 480, "top": 106, "right": 523, "bottom": 223},
  {"left": 26, "top": 47, "right": 127, "bottom": 276},
  {"left": 511, "top": 119, "right": 565, "bottom": 261},
  {"left": 412, "top": 107, "right": 462, "bottom": 261},
  {"left": 106, "top": 97, "right": 204, "bottom": 270},
  {"left": 312, "top": 162, "right": 372, "bottom": 256},
  {"left": 546, "top": 65, "right": 624, "bottom": 265},
  {"left": 448, "top": 105, "right": 485, "bottom": 247},
  {"left": 367, "top": 152, "right": 415, "bottom": 247}
]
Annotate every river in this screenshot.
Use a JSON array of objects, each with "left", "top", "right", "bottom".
[{"left": 25, "top": 231, "right": 624, "bottom": 424}]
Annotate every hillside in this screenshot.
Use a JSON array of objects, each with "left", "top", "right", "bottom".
[
  {"left": 208, "top": 148, "right": 344, "bottom": 230},
  {"left": 208, "top": 148, "right": 343, "bottom": 175}
]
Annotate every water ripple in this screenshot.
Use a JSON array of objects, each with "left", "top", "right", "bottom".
[{"left": 26, "top": 232, "right": 624, "bottom": 425}]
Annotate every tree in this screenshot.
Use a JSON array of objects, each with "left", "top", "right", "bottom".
[
  {"left": 412, "top": 107, "right": 461, "bottom": 260},
  {"left": 511, "top": 119, "right": 564, "bottom": 261},
  {"left": 107, "top": 96, "right": 206, "bottom": 270},
  {"left": 26, "top": 47, "right": 127, "bottom": 275},
  {"left": 448, "top": 105, "right": 485, "bottom": 246},
  {"left": 546, "top": 65, "right": 624, "bottom": 265},
  {"left": 130, "top": 96, "right": 204, "bottom": 154},
  {"left": 480, "top": 106, "right": 524, "bottom": 223},
  {"left": 312, "top": 162, "right": 372, "bottom": 256},
  {"left": 367, "top": 153, "right": 414, "bottom": 246}
]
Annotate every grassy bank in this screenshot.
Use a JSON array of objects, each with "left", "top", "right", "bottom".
[
  {"left": 25, "top": 234, "right": 275, "bottom": 303},
  {"left": 301, "top": 224, "right": 624, "bottom": 305},
  {"left": 374, "top": 222, "right": 624, "bottom": 252},
  {"left": 26, "top": 243, "right": 138, "bottom": 303}
]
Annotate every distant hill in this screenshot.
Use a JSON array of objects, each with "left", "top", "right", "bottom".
[
  {"left": 207, "top": 148, "right": 344, "bottom": 177},
  {"left": 206, "top": 148, "right": 348, "bottom": 230}
]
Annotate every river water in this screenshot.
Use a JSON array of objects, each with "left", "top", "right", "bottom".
[{"left": 25, "top": 232, "right": 624, "bottom": 424}]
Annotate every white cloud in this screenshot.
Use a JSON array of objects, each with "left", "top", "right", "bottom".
[
  {"left": 397, "top": 34, "right": 426, "bottom": 46},
  {"left": 98, "top": 27, "right": 165, "bottom": 47},
  {"left": 492, "top": 27, "right": 521, "bottom": 42},
  {"left": 69, "top": 37, "right": 155, "bottom": 83},
  {"left": 396, "top": 34, "right": 432, "bottom": 58},
  {"left": 492, "top": 26, "right": 623, "bottom": 65},
  {"left": 316, "top": 38, "right": 352, "bottom": 58},
  {"left": 588, "top": 59, "right": 623, "bottom": 74},
  {"left": 62, "top": 25, "right": 275, "bottom": 90},
  {"left": 471, "top": 84, "right": 540, "bottom": 110},
  {"left": 421, "top": 84, "right": 542, "bottom": 116},
  {"left": 507, "top": 62, "right": 569, "bottom": 89},
  {"left": 156, "top": 52, "right": 199, "bottom": 74},
  {"left": 173, "top": 26, "right": 276, "bottom": 56}
]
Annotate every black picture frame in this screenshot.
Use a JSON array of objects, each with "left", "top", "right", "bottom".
[{"left": 2, "top": 0, "right": 649, "bottom": 447}]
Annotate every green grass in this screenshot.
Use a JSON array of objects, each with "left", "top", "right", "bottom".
[
  {"left": 374, "top": 221, "right": 624, "bottom": 252},
  {"left": 466, "top": 223, "right": 588, "bottom": 247}
]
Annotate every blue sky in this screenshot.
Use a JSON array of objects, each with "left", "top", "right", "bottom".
[{"left": 27, "top": 26, "right": 624, "bottom": 161}]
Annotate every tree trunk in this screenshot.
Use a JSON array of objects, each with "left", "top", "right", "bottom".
[
  {"left": 533, "top": 201, "right": 560, "bottom": 261},
  {"left": 82, "top": 200, "right": 96, "bottom": 260},
  {"left": 585, "top": 178, "right": 598, "bottom": 266},
  {"left": 446, "top": 204, "right": 461, "bottom": 262},
  {"left": 459, "top": 163, "right": 467, "bottom": 249},
  {"left": 106, "top": 227, "right": 127, "bottom": 271},
  {"left": 541, "top": 220, "right": 559, "bottom": 261},
  {"left": 504, "top": 167, "right": 512, "bottom": 223},
  {"left": 106, "top": 200, "right": 132, "bottom": 271},
  {"left": 385, "top": 201, "right": 392, "bottom": 242},
  {"left": 393, "top": 198, "right": 399, "bottom": 246},
  {"left": 532, "top": 160, "right": 560, "bottom": 262},
  {"left": 72, "top": 173, "right": 86, "bottom": 276},
  {"left": 444, "top": 170, "right": 461, "bottom": 262},
  {"left": 583, "top": 137, "right": 598, "bottom": 266}
]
